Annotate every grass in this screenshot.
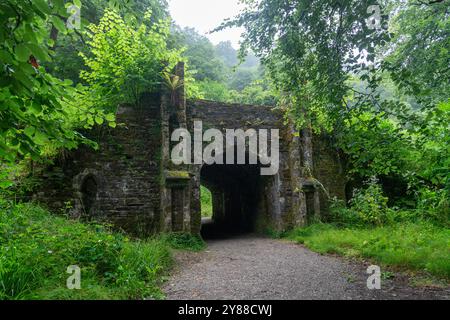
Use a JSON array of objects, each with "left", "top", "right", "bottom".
[
  {"left": 200, "top": 185, "right": 213, "bottom": 218},
  {"left": 0, "top": 200, "right": 204, "bottom": 300},
  {"left": 285, "top": 222, "right": 450, "bottom": 281},
  {"left": 160, "top": 232, "right": 206, "bottom": 252}
]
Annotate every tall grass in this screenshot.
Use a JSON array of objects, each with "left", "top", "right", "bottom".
[
  {"left": 161, "top": 232, "right": 206, "bottom": 252},
  {"left": 0, "top": 200, "right": 174, "bottom": 300},
  {"left": 285, "top": 182, "right": 449, "bottom": 282},
  {"left": 286, "top": 222, "right": 450, "bottom": 280}
]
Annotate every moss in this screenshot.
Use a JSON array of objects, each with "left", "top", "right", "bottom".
[{"left": 165, "top": 170, "right": 190, "bottom": 180}]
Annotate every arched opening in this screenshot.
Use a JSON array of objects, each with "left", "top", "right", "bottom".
[
  {"left": 200, "top": 185, "right": 213, "bottom": 219},
  {"left": 200, "top": 162, "right": 267, "bottom": 239},
  {"left": 81, "top": 175, "right": 98, "bottom": 215}
]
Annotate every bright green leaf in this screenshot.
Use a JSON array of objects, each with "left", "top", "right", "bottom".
[{"left": 15, "top": 44, "right": 31, "bottom": 62}]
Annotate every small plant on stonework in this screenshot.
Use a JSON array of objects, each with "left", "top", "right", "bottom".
[
  {"left": 162, "top": 71, "right": 184, "bottom": 105},
  {"left": 59, "top": 201, "right": 73, "bottom": 215},
  {"left": 163, "top": 72, "right": 184, "bottom": 92}
]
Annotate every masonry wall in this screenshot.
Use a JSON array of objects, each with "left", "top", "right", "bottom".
[
  {"left": 33, "top": 65, "right": 348, "bottom": 236},
  {"left": 186, "top": 99, "right": 307, "bottom": 232},
  {"left": 35, "top": 94, "right": 163, "bottom": 235},
  {"left": 312, "top": 134, "right": 348, "bottom": 215}
]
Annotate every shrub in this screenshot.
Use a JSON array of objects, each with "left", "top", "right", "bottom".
[
  {"left": 416, "top": 187, "right": 449, "bottom": 226},
  {"left": 0, "top": 249, "right": 37, "bottom": 300},
  {"left": 330, "top": 178, "right": 391, "bottom": 227},
  {"left": 350, "top": 179, "right": 390, "bottom": 226},
  {"left": 0, "top": 200, "right": 173, "bottom": 300},
  {"left": 114, "top": 240, "right": 172, "bottom": 299}
]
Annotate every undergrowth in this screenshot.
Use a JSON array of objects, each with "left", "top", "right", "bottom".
[
  {"left": 284, "top": 181, "right": 450, "bottom": 282},
  {"left": 0, "top": 200, "right": 205, "bottom": 300}
]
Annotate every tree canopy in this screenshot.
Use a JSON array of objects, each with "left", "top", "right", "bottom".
[{"left": 0, "top": 0, "right": 448, "bottom": 218}]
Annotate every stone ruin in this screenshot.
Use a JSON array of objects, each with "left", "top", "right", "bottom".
[{"left": 35, "top": 63, "right": 347, "bottom": 236}]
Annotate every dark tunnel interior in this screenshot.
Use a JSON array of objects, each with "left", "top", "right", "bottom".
[{"left": 200, "top": 163, "right": 267, "bottom": 239}]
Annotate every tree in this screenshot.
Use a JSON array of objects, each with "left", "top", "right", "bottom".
[
  {"left": 169, "top": 27, "right": 227, "bottom": 82},
  {"left": 383, "top": 0, "right": 449, "bottom": 107},
  {"left": 218, "top": 0, "right": 390, "bottom": 130},
  {"left": 230, "top": 78, "right": 278, "bottom": 106},
  {"left": 79, "top": 9, "right": 184, "bottom": 109},
  {"left": 0, "top": 0, "right": 113, "bottom": 166},
  {"left": 47, "top": 0, "right": 170, "bottom": 83},
  {"left": 220, "top": 0, "right": 449, "bottom": 213},
  {"left": 215, "top": 41, "right": 239, "bottom": 67},
  {"left": 196, "top": 80, "right": 231, "bottom": 102},
  {"left": 0, "top": 2, "right": 178, "bottom": 188}
]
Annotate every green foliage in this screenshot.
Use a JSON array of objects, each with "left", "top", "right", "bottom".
[
  {"left": 345, "top": 180, "right": 389, "bottom": 226},
  {"left": 384, "top": 0, "right": 449, "bottom": 107},
  {"left": 1, "top": 1, "right": 211, "bottom": 191},
  {"left": 200, "top": 185, "right": 213, "bottom": 218},
  {"left": 0, "top": 0, "right": 78, "bottom": 162},
  {"left": 48, "top": 0, "right": 170, "bottom": 83},
  {"left": 170, "top": 29, "right": 269, "bottom": 104},
  {"left": 197, "top": 76, "right": 277, "bottom": 105},
  {"left": 79, "top": 9, "right": 183, "bottom": 108},
  {"left": 170, "top": 27, "right": 227, "bottom": 82},
  {"left": 286, "top": 222, "right": 450, "bottom": 280},
  {"left": 224, "top": 1, "right": 448, "bottom": 220},
  {"left": 229, "top": 79, "right": 278, "bottom": 106},
  {"left": 227, "top": 67, "right": 259, "bottom": 91},
  {"left": 338, "top": 112, "right": 409, "bottom": 177},
  {"left": 0, "top": 200, "right": 172, "bottom": 300},
  {"left": 331, "top": 178, "right": 448, "bottom": 228},
  {"left": 215, "top": 41, "right": 239, "bottom": 68},
  {"left": 161, "top": 232, "right": 206, "bottom": 252},
  {"left": 338, "top": 99, "right": 449, "bottom": 184},
  {"left": 220, "top": 0, "right": 391, "bottom": 130},
  {"left": 0, "top": 0, "right": 117, "bottom": 169},
  {"left": 197, "top": 80, "right": 231, "bottom": 102},
  {"left": 415, "top": 187, "right": 449, "bottom": 227},
  {"left": 337, "top": 100, "right": 449, "bottom": 218},
  {"left": 331, "top": 179, "right": 390, "bottom": 227},
  {"left": 113, "top": 239, "right": 172, "bottom": 299}
]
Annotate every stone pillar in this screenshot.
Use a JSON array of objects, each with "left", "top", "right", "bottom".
[
  {"left": 160, "top": 62, "right": 194, "bottom": 233},
  {"left": 300, "top": 122, "right": 321, "bottom": 222},
  {"left": 174, "top": 61, "right": 187, "bottom": 128},
  {"left": 287, "top": 122, "right": 306, "bottom": 227},
  {"left": 269, "top": 172, "right": 282, "bottom": 231},
  {"left": 189, "top": 165, "right": 202, "bottom": 234}
]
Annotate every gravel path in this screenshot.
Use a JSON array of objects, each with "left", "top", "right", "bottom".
[{"left": 164, "top": 235, "right": 449, "bottom": 300}]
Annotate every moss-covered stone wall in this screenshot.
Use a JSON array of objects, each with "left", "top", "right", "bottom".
[
  {"left": 34, "top": 94, "right": 163, "bottom": 236},
  {"left": 34, "top": 64, "right": 348, "bottom": 237}
]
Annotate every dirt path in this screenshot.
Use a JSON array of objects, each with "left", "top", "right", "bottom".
[{"left": 164, "top": 235, "right": 449, "bottom": 300}]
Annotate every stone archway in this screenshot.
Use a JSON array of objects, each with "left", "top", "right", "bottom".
[
  {"left": 71, "top": 169, "right": 103, "bottom": 218},
  {"left": 35, "top": 62, "right": 348, "bottom": 237},
  {"left": 200, "top": 162, "right": 266, "bottom": 238}
]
